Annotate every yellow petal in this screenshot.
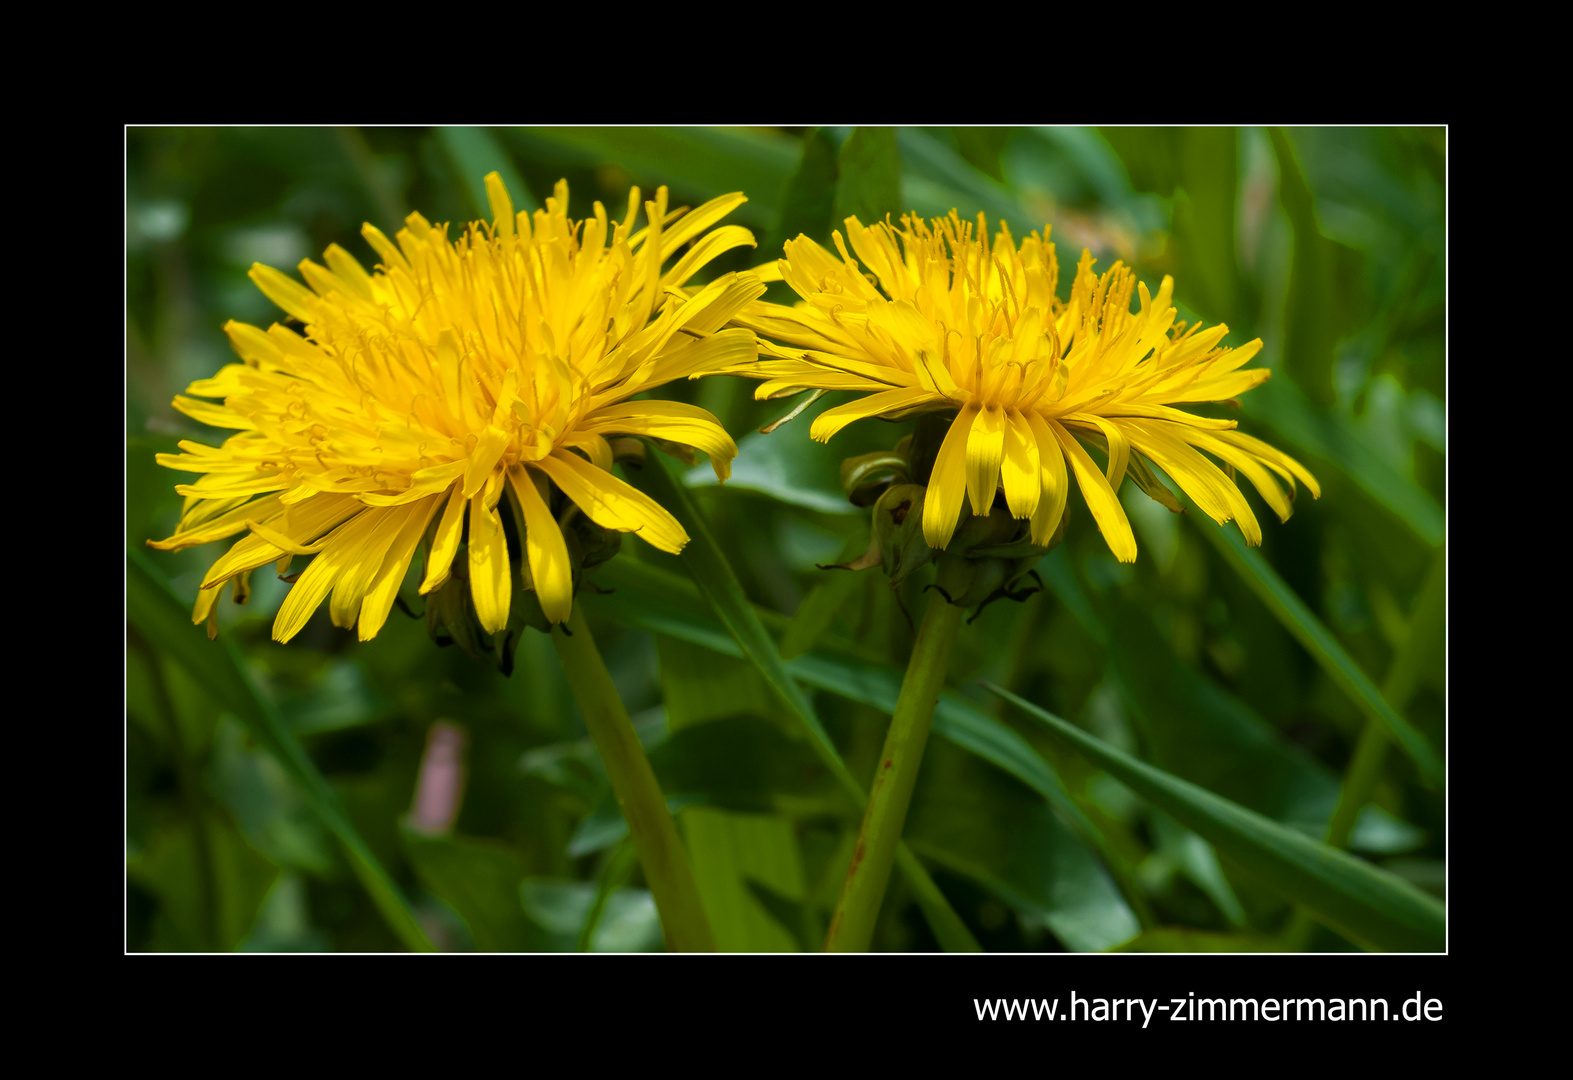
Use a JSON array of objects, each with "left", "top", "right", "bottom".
[
  {"left": 272, "top": 509, "right": 386, "bottom": 642},
  {"left": 249, "top": 263, "right": 318, "bottom": 323},
  {"left": 330, "top": 504, "right": 414, "bottom": 629},
  {"left": 1123, "top": 420, "right": 1261, "bottom": 545},
  {"left": 510, "top": 466, "right": 574, "bottom": 625},
  {"left": 358, "top": 495, "right": 443, "bottom": 640},
  {"left": 203, "top": 494, "right": 361, "bottom": 588},
  {"left": 420, "top": 484, "right": 467, "bottom": 594},
  {"left": 965, "top": 406, "right": 1007, "bottom": 515},
  {"left": 922, "top": 404, "right": 977, "bottom": 549},
  {"left": 1000, "top": 410, "right": 1041, "bottom": 520},
  {"left": 485, "top": 172, "right": 514, "bottom": 238},
  {"left": 1213, "top": 429, "right": 1321, "bottom": 499},
  {"left": 149, "top": 494, "right": 284, "bottom": 552},
  {"left": 467, "top": 489, "right": 512, "bottom": 634},
  {"left": 535, "top": 450, "right": 688, "bottom": 554},
  {"left": 1026, "top": 412, "right": 1069, "bottom": 546},
  {"left": 807, "top": 387, "right": 935, "bottom": 444},
  {"left": 1048, "top": 418, "right": 1137, "bottom": 562},
  {"left": 582, "top": 400, "right": 739, "bottom": 481}
]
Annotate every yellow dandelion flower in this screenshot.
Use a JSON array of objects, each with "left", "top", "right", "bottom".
[
  {"left": 730, "top": 211, "right": 1320, "bottom": 560},
  {"left": 151, "top": 175, "right": 764, "bottom": 641}
]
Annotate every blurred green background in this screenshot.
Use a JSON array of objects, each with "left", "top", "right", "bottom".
[{"left": 126, "top": 127, "right": 1445, "bottom": 952}]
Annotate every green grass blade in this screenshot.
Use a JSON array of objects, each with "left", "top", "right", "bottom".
[
  {"left": 982, "top": 682, "right": 1446, "bottom": 953},
  {"left": 832, "top": 128, "right": 902, "bottom": 228},
  {"left": 126, "top": 548, "right": 436, "bottom": 952},
  {"left": 434, "top": 126, "right": 537, "bottom": 218},
  {"left": 623, "top": 454, "right": 980, "bottom": 952},
  {"left": 1195, "top": 518, "right": 1444, "bottom": 785}
]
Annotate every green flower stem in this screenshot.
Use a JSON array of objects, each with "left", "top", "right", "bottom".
[
  {"left": 553, "top": 604, "right": 715, "bottom": 952},
  {"left": 825, "top": 591, "right": 965, "bottom": 952}
]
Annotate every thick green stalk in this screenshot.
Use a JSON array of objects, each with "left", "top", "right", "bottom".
[
  {"left": 553, "top": 604, "right": 715, "bottom": 952},
  {"left": 825, "top": 592, "right": 965, "bottom": 952}
]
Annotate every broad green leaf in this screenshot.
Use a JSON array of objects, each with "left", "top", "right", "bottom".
[
  {"left": 655, "top": 643, "right": 823, "bottom": 952},
  {"left": 620, "top": 453, "right": 981, "bottom": 952},
  {"left": 771, "top": 127, "right": 840, "bottom": 251},
  {"left": 434, "top": 126, "right": 537, "bottom": 218},
  {"left": 400, "top": 826, "right": 545, "bottom": 952},
  {"left": 983, "top": 683, "right": 1446, "bottom": 953},
  {"left": 906, "top": 739, "right": 1140, "bottom": 952},
  {"left": 126, "top": 547, "right": 436, "bottom": 952},
  {"left": 1105, "top": 597, "right": 1425, "bottom": 852},
  {"left": 832, "top": 127, "right": 902, "bottom": 227},
  {"left": 1193, "top": 518, "right": 1444, "bottom": 785}
]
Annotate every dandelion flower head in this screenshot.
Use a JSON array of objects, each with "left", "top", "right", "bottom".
[
  {"left": 733, "top": 212, "right": 1319, "bottom": 559},
  {"left": 151, "top": 176, "right": 764, "bottom": 640}
]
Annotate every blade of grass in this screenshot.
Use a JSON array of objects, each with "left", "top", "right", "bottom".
[
  {"left": 434, "top": 126, "right": 537, "bottom": 218},
  {"left": 126, "top": 548, "right": 436, "bottom": 952},
  {"left": 982, "top": 682, "right": 1445, "bottom": 953},
  {"left": 1194, "top": 516, "right": 1443, "bottom": 786},
  {"left": 623, "top": 453, "right": 980, "bottom": 952}
]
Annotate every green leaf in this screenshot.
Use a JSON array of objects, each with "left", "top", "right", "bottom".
[
  {"left": 400, "top": 827, "right": 544, "bottom": 952},
  {"left": 906, "top": 740, "right": 1140, "bottom": 952},
  {"left": 1271, "top": 126, "right": 1360, "bottom": 406},
  {"left": 1105, "top": 597, "right": 1425, "bottom": 852},
  {"left": 684, "top": 425, "right": 864, "bottom": 515},
  {"left": 896, "top": 129, "right": 1033, "bottom": 226},
  {"left": 1191, "top": 518, "right": 1444, "bottom": 785},
  {"left": 506, "top": 127, "right": 799, "bottom": 229},
  {"left": 832, "top": 127, "right": 902, "bottom": 228},
  {"left": 983, "top": 683, "right": 1446, "bottom": 953},
  {"left": 1170, "top": 128, "right": 1242, "bottom": 324},
  {"left": 619, "top": 453, "right": 981, "bottom": 952},
  {"left": 126, "top": 547, "right": 436, "bottom": 952},
  {"left": 771, "top": 127, "right": 840, "bottom": 251},
  {"left": 127, "top": 813, "right": 279, "bottom": 951},
  {"left": 433, "top": 126, "right": 537, "bottom": 217}
]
